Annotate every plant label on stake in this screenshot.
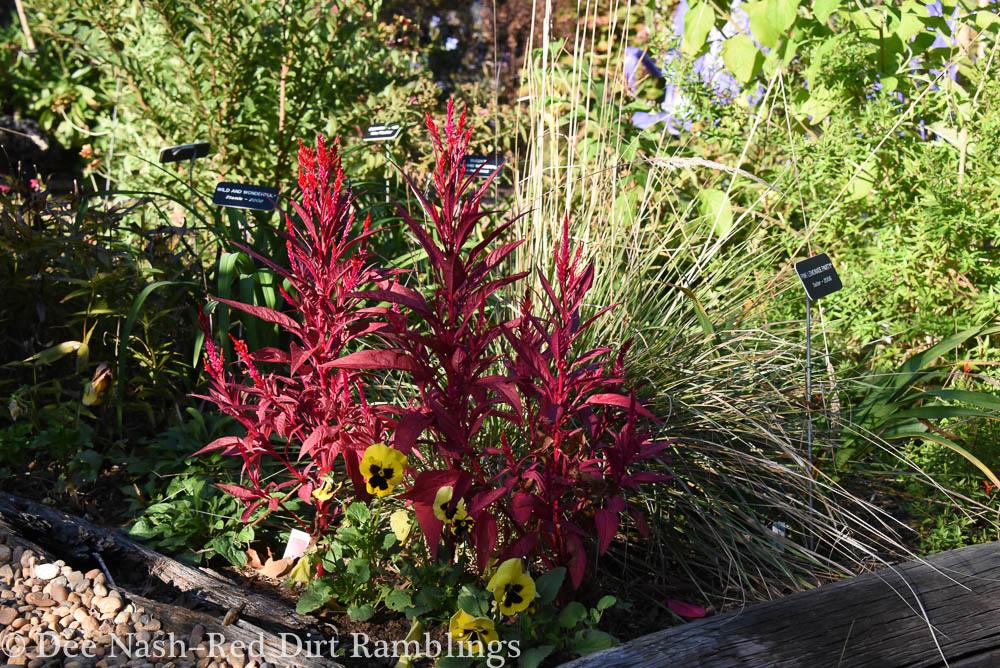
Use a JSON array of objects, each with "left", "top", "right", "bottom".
[
  {"left": 282, "top": 529, "right": 312, "bottom": 560},
  {"left": 158, "top": 142, "right": 210, "bottom": 163},
  {"left": 463, "top": 155, "right": 503, "bottom": 180},
  {"left": 363, "top": 124, "right": 403, "bottom": 202},
  {"left": 362, "top": 123, "right": 403, "bottom": 142},
  {"left": 793, "top": 252, "right": 841, "bottom": 551},
  {"left": 212, "top": 182, "right": 279, "bottom": 212},
  {"left": 795, "top": 253, "right": 842, "bottom": 301}
]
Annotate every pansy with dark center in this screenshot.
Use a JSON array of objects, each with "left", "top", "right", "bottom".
[
  {"left": 486, "top": 558, "right": 536, "bottom": 616},
  {"left": 359, "top": 443, "right": 407, "bottom": 497}
]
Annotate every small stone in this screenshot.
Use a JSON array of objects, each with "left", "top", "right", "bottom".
[
  {"left": 66, "top": 571, "right": 84, "bottom": 586},
  {"left": 138, "top": 614, "right": 150, "bottom": 626},
  {"left": 85, "top": 569, "right": 101, "bottom": 580},
  {"left": 11, "top": 617, "right": 26, "bottom": 629},
  {"left": 0, "top": 607, "right": 17, "bottom": 625},
  {"left": 0, "top": 545, "right": 10, "bottom": 563},
  {"left": 74, "top": 579, "right": 91, "bottom": 594},
  {"left": 33, "top": 564, "right": 59, "bottom": 581},
  {"left": 0, "top": 590, "right": 12, "bottom": 599},
  {"left": 116, "top": 623, "right": 132, "bottom": 636},
  {"left": 135, "top": 630, "right": 150, "bottom": 644},
  {"left": 0, "top": 564, "right": 14, "bottom": 582},
  {"left": 74, "top": 608, "right": 90, "bottom": 623},
  {"left": 97, "top": 597, "right": 122, "bottom": 615},
  {"left": 19, "top": 550, "right": 34, "bottom": 568},
  {"left": 24, "top": 593, "right": 55, "bottom": 607},
  {"left": 28, "top": 660, "right": 44, "bottom": 668},
  {"left": 81, "top": 616, "right": 100, "bottom": 632},
  {"left": 50, "top": 586, "right": 68, "bottom": 603},
  {"left": 93, "top": 583, "right": 108, "bottom": 597},
  {"left": 81, "top": 593, "right": 94, "bottom": 608},
  {"left": 8, "top": 655, "right": 27, "bottom": 666},
  {"left": 142, "top": 619, "right": 161, "bottom": 632},
  {"left": 114, "top": 612, "right": 130, "bottom": 625}
]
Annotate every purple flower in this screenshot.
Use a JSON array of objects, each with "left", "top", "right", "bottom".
[{"left": 624, "top": 46, "right": 664, "bottom": 92}]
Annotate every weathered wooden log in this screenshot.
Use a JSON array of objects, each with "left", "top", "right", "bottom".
[
  {"left": 557, "top": 541, "right": 1000, "bottom": 668},
  {"left": 0, "top": 492, "right": 321, "bottom": 635},
  {"left": 0, "top": 514, "right": 344, "bottom": 668}
]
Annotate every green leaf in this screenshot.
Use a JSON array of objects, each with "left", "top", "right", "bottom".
[
  {"left": 766, "top": 0, "right": 800, "bottom": 31},
  {"left": 117, "top": 280, "right": 194, "bottom": 428},
  {"left": 572, "top": 629, "right": 616, "bottom": 656},
  {"left": 682, "top": 3, "right": 717, "bottom": 56},
  {"left": 746, "top": 2, "right": 780, "bottom": 48},
  {"left": 345, "top": 502, "right": 371, "bottom": 525},
  {"left": 534, "top": 568, "right": 566, "bottom": 605},
  {"left": 885, "top": 430, "right": 1000, "bottom": 490},
  {"left": 347, "top": 559, "right": 370, "bottom": 583},
  {"left": 895, "top": 9, "right": 926, "bottom": 41},
  {"left": 347, "top": 604, "right": 375, "bottom": 621},
  {"left": 721, "top": 35, "right": 764, "bottom": 83},
  {"left": 846, "top": 162, "right": 876, "bottom": 201},
  {"left": 297, "top": 580, "right": 334, "bottom": 614},
  {"left": 918, "top": 390, "right": 1000, "bottom": 412},
  {"left": 457, "top": 584, "right": 489, "bottom": 617},
  {"left": 813, "top": 0, "right": 840, "bottom": 22},
  {"left": 384, "top": 589, "right": 412, "bottom": 612},
  {"left": 436, "top": 657, "right": 473, "bottom": 668},
  {"left": 595, "top": 595, "right": 617, "bottom": 612},
  {"left": 697, "top": 188, "right": 735, "bottom": 237},
  {"left": 517, "top": 645, "right": 554, "bottom": 668},
  {"left": 976, "top": 10, "right": 1000, "bottom": 29},
  {"left": 558, "top": 601, "right": 587, "bottom": 628}
]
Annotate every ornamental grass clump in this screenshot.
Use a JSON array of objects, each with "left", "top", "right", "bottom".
[{"left": 195, "top": 101, "right": 671, "bottom": 594}]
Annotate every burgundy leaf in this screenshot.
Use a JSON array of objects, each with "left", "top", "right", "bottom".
[
  {"left": 324, "top": 349, "right": 420, "bottom": 372},
  {"left": 566, "top": 533, "right": 587, "bottom": 589},
  {"left": 192, "top": 436, "right": 242, "bottom": 456},
  {"left": 473, "top": 512, "right": 497, "bottom": 572},
  {"left": 594, "top": 509, "right": 618, "bottom": 555},
  {"left": 584, "top": 392, "right": 657, "bottom": 419},
  {"left": 217, "top": 483, "right": 262, "bottom": 502},
  {"left": 393, "top": 411, "right": 432, "bottom": 454},
  {"left": 212, "top": 296, "right": 300, "bottom": 333},
  {"left": 666, "top": 599, "right": 708, "bottom": 618},
  {"left": 468, "top": 486, "right": 507, "bottom": 516}
]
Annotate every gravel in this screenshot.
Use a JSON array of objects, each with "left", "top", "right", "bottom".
[{"left": 0, "top": 534, "right": 283, "bottom": 668}]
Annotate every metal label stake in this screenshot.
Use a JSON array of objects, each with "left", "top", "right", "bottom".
[
  {"left": 363, "top": 124, "right": 403, "bottom": 203},
  {"left": 794, "top": 252, "right": 842, "bottom": 550}
]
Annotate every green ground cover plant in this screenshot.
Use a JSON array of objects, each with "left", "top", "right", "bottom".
[{"left": 2, "top": 1, "right": 1000, "bottom": 663}]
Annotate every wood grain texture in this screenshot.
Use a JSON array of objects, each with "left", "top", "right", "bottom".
[
  {"left": 558, "top": 542, "right": 1000, "bottom": 668},
  {"left": 0, "top": 493, "right": 324, "bottom": 636},
  {"left": 0, "top": 512, "right": 343, "bottom": 668}
]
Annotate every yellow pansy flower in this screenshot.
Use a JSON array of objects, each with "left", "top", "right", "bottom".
[
  {"left": 288, "top": 556, "right": 313, "bottom": 583},
  {"left": 433, "top": 486, "right": 455, "bottom": 521},
  {"left": 360, "top": 443, "right": 407, "bottom": 497},
  {"left": 448, "top": 503, "right": 474, "bottom": 537},
  {"left": 486, "top": 558, "right": 536, "bottom": 616},
  {"left": 312, "top": 481, "right": 335, "bottom": 502},
  {"left": 448, "top": 609, "right": 498, "bottom": 654},
  {"left": 390, "top": 509, "right": 412, "bottom": 543}
]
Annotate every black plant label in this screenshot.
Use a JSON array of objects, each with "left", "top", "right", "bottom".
[
  {"left": 795, "top": 253, "right": 842, "bottom": 301},
  {"left": 213, "top": 182, "right": 279, "bottom": 212},
  {"left": 363, "top": 124, "right": 403, "bottom": 142},
  {"left": 158, "top": 142, "right": 210, "bottom": 163},
  {"left": 463, "top": 155, "right": 503, "bottom": 179}
]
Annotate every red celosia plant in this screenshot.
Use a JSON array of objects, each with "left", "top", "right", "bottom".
[
  {"left": 196, "top": 102, "right": 670, "bottom": 589},
  {"left": 194, "top": 136, "right": 396, "bottom": 536}
]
